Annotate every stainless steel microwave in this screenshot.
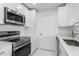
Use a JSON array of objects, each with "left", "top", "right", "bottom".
[{"left": 4, "top": 7, "right": 25, "bottom": 26}]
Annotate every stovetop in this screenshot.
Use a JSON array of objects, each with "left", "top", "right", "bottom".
[
  {"left": 1, "top": 36, "right": 31, "bottom": 47},
  {"left": 0, "top": 31, "right": 31, "bottom": 50},
  {"left": 2, "top": 36, "right": 30, "bottom": 42},
  {"left": 2, "top": 37, "right": 20, "bottom": 42}
]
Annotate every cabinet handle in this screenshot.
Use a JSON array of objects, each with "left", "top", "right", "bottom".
[{"left": 0, "top": 51, "right": 5, "bottom": 55}]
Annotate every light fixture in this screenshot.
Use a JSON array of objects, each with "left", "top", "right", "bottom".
[
  {"left": 33, "top": 3, "right": 36, "bottom": 5},
  {"left": 17, "top": 6, "right": 22, "bottom": 10}
]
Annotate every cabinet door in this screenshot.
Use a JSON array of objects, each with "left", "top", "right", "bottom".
[
  {"left": 67, "top": 3, "right": 79, "bottom": 25},
  {"left": 59, "top": 41, "right": 68, "bottom": 56},
  {"left": 31, "top": 38, "right": 37, "bottom": 54},
  {"left": 58, "top": 6, "right": 68, "bottom": 26}
]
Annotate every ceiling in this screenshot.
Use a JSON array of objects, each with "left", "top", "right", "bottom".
[{"left": 23, "top": 3, "right": 66, "bottom": 11}]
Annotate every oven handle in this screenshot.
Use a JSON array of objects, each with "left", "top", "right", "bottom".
[{"left": 14, "top": 41, "right": 31, "bottom": 51}]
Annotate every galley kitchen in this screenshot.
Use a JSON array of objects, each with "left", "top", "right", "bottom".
[{"left": 0, "top": 3, "right": 79, "bottom": 56}]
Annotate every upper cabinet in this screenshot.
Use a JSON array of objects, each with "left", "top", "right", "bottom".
[
  {"left": 67, "top": 3, "right": 79, "bottom": 25},
  {"left": 25, "top": 10, "right": 37, "bottom": 27},
  {"left": 58, "top": 3, "right": 79, "bottom": 26},
  {"left": 58, "top": 5, "right": 69, "bottom": 26}
]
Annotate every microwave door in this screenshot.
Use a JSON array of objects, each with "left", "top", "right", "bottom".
[{"left": 4, "top": 7, "right": 25, "bottom": 26}]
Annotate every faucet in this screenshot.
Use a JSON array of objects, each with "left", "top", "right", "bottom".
[{"left": 72, "top": 22, "right": 79, "bottom": 37}]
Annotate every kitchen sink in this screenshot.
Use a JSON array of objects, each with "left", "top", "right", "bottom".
[{"left": 63, "top": 39, "right": 79, "bottom": 46}]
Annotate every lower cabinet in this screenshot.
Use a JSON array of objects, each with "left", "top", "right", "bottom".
[
  {"left": 59, "top": 41, "right": 68, "bottom": 56},
  {"left": 0, "top": 46, "right": 12, "bottom": 56},
  {"left": 31, "top": 38, "right": 37, "bottom": 54}
]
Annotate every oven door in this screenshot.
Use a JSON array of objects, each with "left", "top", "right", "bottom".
[{"left": 13, "top": 42, "right": 31, "bottom": 56}]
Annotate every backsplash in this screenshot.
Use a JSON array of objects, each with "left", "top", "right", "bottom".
[
  {"left": 73, "top": 26, "right": 79, "bottom": 37},
  {"left": 0, "top": 25, "right": 30, "bottom": 37},
  {"left": 58, "top": 26, "right": 72, "bottom": 36},
  {"left": 58, "top": 26, "right": 79, "bottom": 37}
]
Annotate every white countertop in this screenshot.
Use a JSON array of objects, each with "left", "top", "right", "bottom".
[
  {"left": 0, "top": 41, "right": 12, "bottom": 49},
  {"left": 58, "top": 35, "right": 79, "bottom": 56}
]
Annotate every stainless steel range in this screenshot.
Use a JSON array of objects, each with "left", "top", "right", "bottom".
[{"left": 0, "top": 31, "right": 31, "bottom": 56}]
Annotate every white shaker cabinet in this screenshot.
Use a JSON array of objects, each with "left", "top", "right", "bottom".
[
  {"left": 58, "top": 6, "right": 68, "bottom": 26},
  {"left": 67, "top": 3, "right": 79, "bottom": 25},
  {"left": 58, "top": 3, "right": 79, "bottom": 26}
]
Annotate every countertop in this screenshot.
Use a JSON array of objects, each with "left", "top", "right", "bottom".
[
  {"left": 58, "top": 35, "right": 79, "bottom": 56},
  {"left": 0, "top": 41, "right": 12, "bottom": 49}
]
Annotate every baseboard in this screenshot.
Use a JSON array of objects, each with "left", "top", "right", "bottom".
[{"left": 39, "top": 48, "right": 56, "bottom": 52}]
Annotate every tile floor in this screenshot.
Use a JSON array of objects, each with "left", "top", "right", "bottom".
[{"left": 32, "top": 49, "right": 57, "bottom": 56}]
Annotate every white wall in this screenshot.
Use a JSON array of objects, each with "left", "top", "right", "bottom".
[{"left": 58, "top": 26, "right": 72, "bottom": 36}]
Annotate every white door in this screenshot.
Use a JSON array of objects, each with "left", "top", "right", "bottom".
[{"left": 36, "top": 15, "right": 57, "bottom": 52}]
